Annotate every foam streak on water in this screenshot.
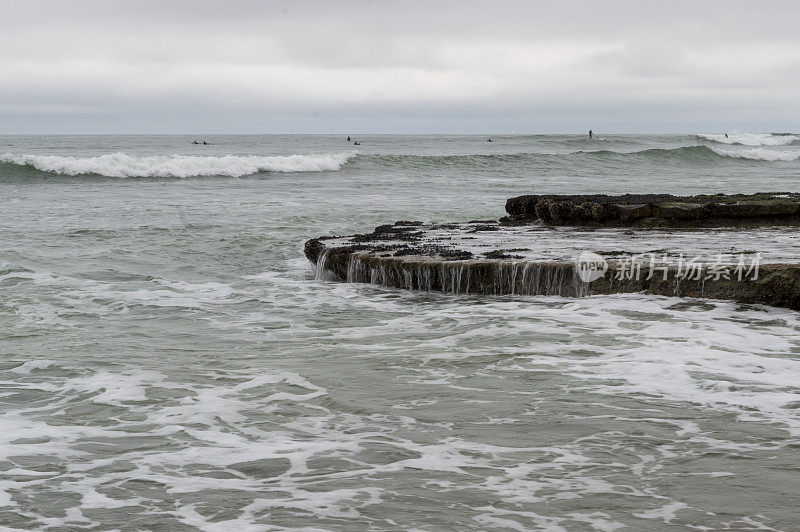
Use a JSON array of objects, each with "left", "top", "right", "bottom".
[{"left": 1, "top": 134, "right": 800, "bottom": 530}]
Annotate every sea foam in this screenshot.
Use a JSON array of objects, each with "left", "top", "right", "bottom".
[
  {"left": 0, "top": 152, "right": 356, "bottom": 178},
  {"left": 699, "top": 132, "right": 797, "bottom": 146}
]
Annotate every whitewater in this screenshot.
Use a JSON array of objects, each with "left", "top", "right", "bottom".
[
  {"left": 0, "top": 151, "right": 355, "bottom": 178},
  {"left": 698, "top": 132, "right": 797, "bottom": 146},
  {"left": 1, "top": 133, "right": 799, "bottom": 530}
]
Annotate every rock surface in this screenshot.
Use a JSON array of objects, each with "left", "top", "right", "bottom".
[
  {"left": 306, "top": 193, "right": 800, "bottom": 310},
  {"left": 503, "top": 193, "right": 800, "bottom": 227}
]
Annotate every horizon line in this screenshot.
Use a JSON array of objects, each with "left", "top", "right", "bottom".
[{"left": 0, "top": 131, "right": 791, "bottom": 136}]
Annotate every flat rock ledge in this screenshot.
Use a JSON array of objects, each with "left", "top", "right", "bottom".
[
  {"left": 306, "top": 193, "right": 800, "bottom": 310},
  {"left": 503, "top": 192, "right": 800, "bottom": 227}
]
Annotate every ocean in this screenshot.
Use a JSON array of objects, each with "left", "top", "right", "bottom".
[{"left": 1, "top": 133, "right": 799, "bottom": 530}]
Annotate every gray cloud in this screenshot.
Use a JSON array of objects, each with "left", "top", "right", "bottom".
[{"left": 1, "top": 0, "right": 798, "bottom": 133}]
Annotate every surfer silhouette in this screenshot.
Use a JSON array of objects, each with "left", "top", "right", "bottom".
[
  {"left": 487, "top": 138, "right": 492, "bottom": 142},
  {"left": 589, "top": 130, "right": 593, "bottom": 139},
  {"left": 725, "top": 133, "right": 728, "bottom": 138},
  {"left": 347, "top": 136, "right": 351, "bottom": 142}
]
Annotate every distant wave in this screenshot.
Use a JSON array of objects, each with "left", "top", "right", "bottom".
[
  {"left": 354, "top": 145, "right": 799, "bottom": 166},
  {"left": 566, "top": 145, "right": 800, "bottom": 162},
  {"left": 698, "top": 133, "right": 797, "bottom": 146},
  {"left": 0, "top": 152, "right": 356, "bottom": 178}
]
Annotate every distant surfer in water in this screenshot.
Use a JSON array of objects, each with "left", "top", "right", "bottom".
[
  {"left": 203, "top": 140, "right": 208, "bottom": 145},
  {"left": 589, "top": 130, "right": 593, "bottom": 139},
  {"left": 192, "top": 140, "right": 199, "bottom": 145},
  {"left": 353, "top": 141, "right": 360, "bottom": 145},
  {"left": 725, "top": 133, "right": 728, "bottom": 138},
  {"left": 487, "top": 138, "right": 492, "bottom": 142},
  {"left": 347, "top": 136, "right": 351, "bottom": 142}
]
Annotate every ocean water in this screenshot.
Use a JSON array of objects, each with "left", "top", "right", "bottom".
[{"left": 1, "top": 133, "right": 800, "bottom": 530}]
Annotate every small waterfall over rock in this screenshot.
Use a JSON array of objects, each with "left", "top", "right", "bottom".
[
  {"left": 340, "top": 252, "right": 588, "bottom": 296},
  {"left": 313, "top": 249, "right": 333, "bottom": 281}
]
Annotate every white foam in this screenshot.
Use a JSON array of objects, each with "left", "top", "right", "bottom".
[
  {"left": 9, "top": 359, "right": 59, "bottom": 374},
  {"left": 122, "top": 279, "right": 235, "bottom": 308},
  {"left": 81, "top": 489, "right": 138, "bottom": 509},
  {"left": 699, "top": 133, "right": 797, "bottom": 146},
  {"left": 0, "top": 353, "right": 789, "bottom": 529},
  {"left": 710, "top": 146, "right": 800, "bottom": 161},
  {"left": 0, "top": 151, "right": 356, "bottom": 178},
  {"left": 475, "top": 295, "right": 800, "bottom": 436},
  {"left": 62, "top": 369, "right": 166, "bottom": 405},
  {"left": 633, "top": 501, "right": 689, "bottom": 521}
]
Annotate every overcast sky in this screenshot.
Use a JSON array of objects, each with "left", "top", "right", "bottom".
[{"left": 1, "top": 0, "right": 798, "bottom": 133}]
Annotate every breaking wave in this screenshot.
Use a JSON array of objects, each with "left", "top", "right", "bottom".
[
  {"left": 709, "top": 146, "right": 800, "bottom": 162},
  {"left": 0, "top": 152, "right": 356, "bottom": 178},
  {"left": 698, "top": 133, "right": 797, "bottom": 146}
]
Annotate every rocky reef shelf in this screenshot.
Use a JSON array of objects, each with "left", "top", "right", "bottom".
[
  {"left": 306, "top": 193, "right": 800, "bottom": 310},
  {"left": 504, "top": 192, "right": 800, "bottom": 227}
]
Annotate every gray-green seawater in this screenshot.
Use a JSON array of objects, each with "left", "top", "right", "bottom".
[{"left": 1, "top": 134, "right": 800, "bottom": 530}]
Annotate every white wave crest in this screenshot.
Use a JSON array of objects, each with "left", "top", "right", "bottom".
[
  {"left": 710, "top": 146, "right": 800, "bottom": 162},
  {"left": 0, "top": 152, "right": 356, "bottom": 178},
  {"left": 699, "top": 133, "right": 797, "bottom": 146}
]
